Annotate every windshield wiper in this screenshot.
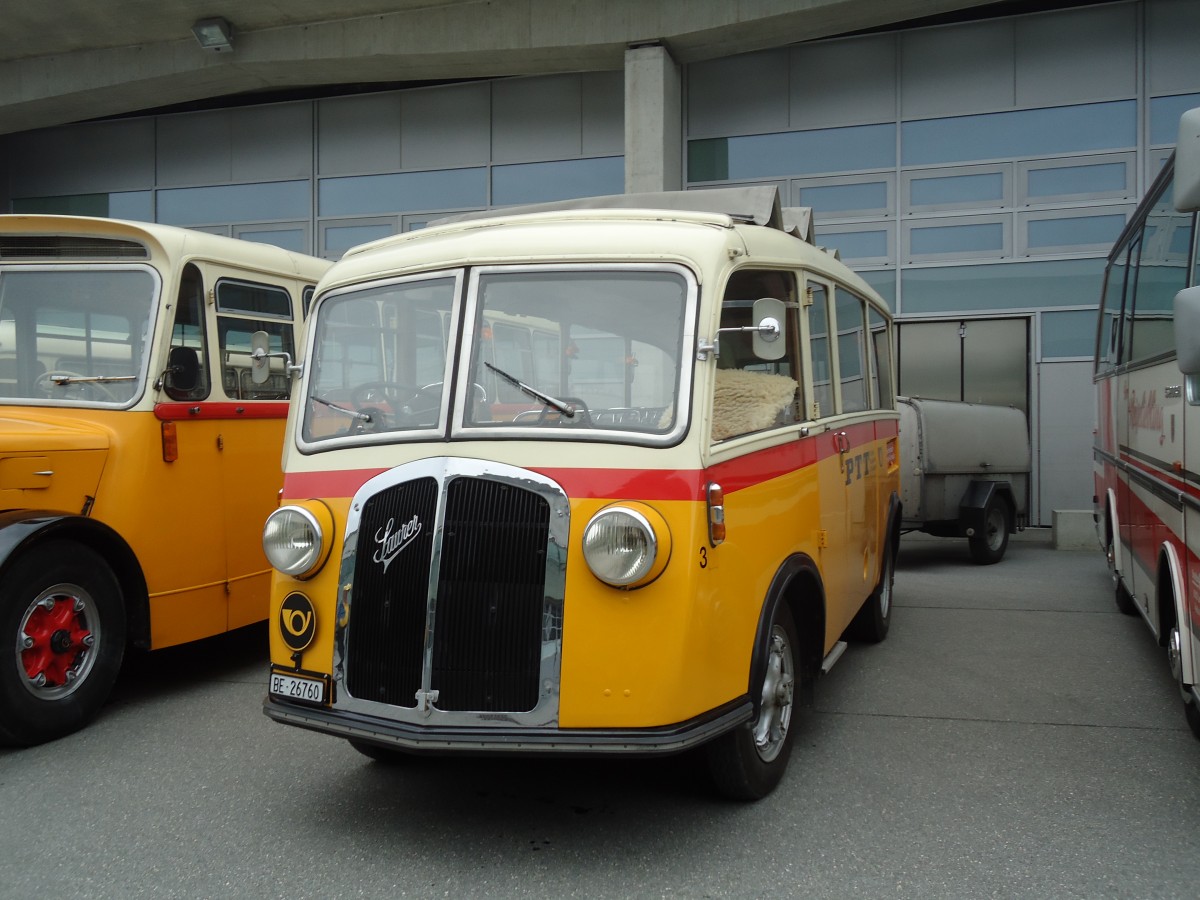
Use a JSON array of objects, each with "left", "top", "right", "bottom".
[
  {"left": 483, "top": 362, "right": 575, "bottom": 418},
  {"left": 312, "top": 394, "right": 372, "bottom": 422},
  {"left": 48, "top": 374, "right": 137, "bottom": 385}
]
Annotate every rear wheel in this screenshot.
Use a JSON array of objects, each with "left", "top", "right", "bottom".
[
  {"left": 969, "top": 496, "right": 1010, "bottom": 565},
  {"left": 848, "top": 537, "right": 894, "bottom": 643},
  {"left": 0, "top": 542, "right": 126, "bottom": 746},
  {"left": 705, "top": 601, "right": 799, "bottom": 801}
]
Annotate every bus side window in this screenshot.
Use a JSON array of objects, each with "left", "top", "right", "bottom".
[
  {"left": 164, "top": 263, "right": 211, "bottom": 401},
  {"left": 712, "top": 269, "right": 801, "bottom": 442},
  {"left": 1128, "top": 171, "right": 1193, "bottom": 365},
  {"left": 834, "top": 289, "right": 869, "bottom": 413},
  {"left": 807, "top": 283, "right": 833, "bottom": 420},
  {"left": 215, "top": 279, "right": 295, "bottom": 400},
  {"left": 869, "top": 306, "right": 892, "bottom": 409}
]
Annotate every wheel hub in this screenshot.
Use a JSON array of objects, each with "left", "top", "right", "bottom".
[{"left": 18, "top": 592, "right": 94, "bottom": 692}]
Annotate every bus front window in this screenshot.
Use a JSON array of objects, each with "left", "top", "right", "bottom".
[{"left": 0, "top": 267, "right": 157, "bottom": 406}]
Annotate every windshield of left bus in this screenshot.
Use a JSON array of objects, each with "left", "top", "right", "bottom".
[{"left": 0, "top": 267, "right": 157, "bottom": 406}]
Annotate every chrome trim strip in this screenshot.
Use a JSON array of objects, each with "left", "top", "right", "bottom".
[
  {"left": 334, "top": 457, "right": 569, "bottom": 728},
  {"left": 265, "top": 696, "right": 753, "bottom": 755}
]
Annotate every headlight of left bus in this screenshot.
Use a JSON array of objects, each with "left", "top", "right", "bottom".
[
  {"left": 582, "top": 504, "right": 671, "bottom": 588},
  {"left": 263, "top": 502, "right": 334, "bottom": 579}
]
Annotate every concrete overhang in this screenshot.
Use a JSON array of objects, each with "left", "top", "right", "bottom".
[{"left": 0, "top": 0, "right": 1006, "bottom": 136}]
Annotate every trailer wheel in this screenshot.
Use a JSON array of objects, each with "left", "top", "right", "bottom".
[
  {"left": 705, "top": 601, "right": 799, "bottom": 801},
  {"left": 0, "top": 542, "right": 126, "bottom": 746},
  {"left": 969, "top": 496, "right": 1010, "bottom": 565}
]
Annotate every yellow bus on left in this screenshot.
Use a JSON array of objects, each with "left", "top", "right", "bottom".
[{"left": 0, "top": 215, "right": 330, "bottom": 745}]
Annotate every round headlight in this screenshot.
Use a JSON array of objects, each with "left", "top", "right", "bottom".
[
  {"left": 583, "top": 507, "right": 658, "bottom": 587},
  {"left": 263, "top": 505, "right": 326, "bottom": 578}
]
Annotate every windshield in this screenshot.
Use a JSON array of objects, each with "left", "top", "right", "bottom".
[
  {"left": 0, "top": 267, "right": 158, "bottom": 406},
  {"left": 301, "top": 266, "right": 691, "bottom": 445}
]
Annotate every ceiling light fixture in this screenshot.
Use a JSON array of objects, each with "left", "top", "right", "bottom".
[{"left": 191, "top": 17, "right": 233, "bottom": 53}]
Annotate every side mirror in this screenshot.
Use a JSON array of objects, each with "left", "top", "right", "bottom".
[
  {"left": 165, "top": 346, "right": 200, "bottom": 393},
  {"left": 1176, "top": 106, "right": 1200, "bottom": 212},
  {"left": 1174, "top": 286, "right": 1200, "bottom": 374},
  {"left": 752, "top": 297, "right": 787, "bottom": 361},
  {"left": 250, "top": 330, "right": 271, "bottom": 385}
]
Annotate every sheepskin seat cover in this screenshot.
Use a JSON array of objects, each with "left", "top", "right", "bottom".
[{"left": 711, "top": 368, "right": 798, "bottom": 441}]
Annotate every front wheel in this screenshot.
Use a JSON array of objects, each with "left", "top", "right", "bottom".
[
  {"left": 969, "top": 496, "right": 1010, "bottom": 565},
  {"left": 705, "top": 601, "right": 799, "bottom": 801},
  {"left": 0, "top": 542, "right": 126, "bottom": 746}
]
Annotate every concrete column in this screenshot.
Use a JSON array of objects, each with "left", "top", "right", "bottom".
[{"left": 624, "top": 44, "right": 682, "bottom": 194}]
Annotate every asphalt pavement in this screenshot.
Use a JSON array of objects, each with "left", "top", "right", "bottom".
[{"left": 1, "top": 530, "right": 1198, "bottom": 899}]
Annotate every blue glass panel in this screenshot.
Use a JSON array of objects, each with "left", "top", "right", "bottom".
[
  {"left": 1027, "top": 214, "right": 1125, "bottom": 249},
  {"left": 722, "top": 124, "right": 895, "bottom": 180},
  {"left": 1027, "top": 163, "right": 1126, "bottom": 198},
  {"left": 910, "top": 222, "right": 1003, "bottom": 255},
  {"left": 319, "top": 169, "right": 486, "bottom": 217},
  {"left": 1150, "top": 94, "right": 1200, "bottom": 145},
  {"left": 158, "top": 181, "right": 309, "bottom": 226},
  {"left": 901, "top": 258, "right": 1105, "bottom": 314},
  {"left": 910, "top": 173, "right": 1003, "bottom": 207},
  {"left": 491, "top": 157, "right": 624, "bottom": 206},
  {"left": 798, "top": 182, "right": 888, "bottom": 214},
  {"left": 859, "top": 270, "right": 896, "bottom": 311},
  {"left": 902, "top": 101, "right": 1136, "bottom": 166},
  {"left": 325, "top": 224, "right": 394, "bottom": 256},
  {"left": 824, "top": 230, "right": 888, "bottom": 260},
  {"left": 1041, "top": 309, "right": 1098, "bottom": 359},
  {"left": 109, "top": 191, "right": 154, "bottom": 221}
]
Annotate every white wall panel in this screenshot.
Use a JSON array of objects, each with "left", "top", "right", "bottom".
[
  {"left": 1037, "top": 360, "right": 1095, "bottom": 523},
  {"left": 1016, "top": 5, "right": 1137, "bottom": 107},
  {"left": 581, "top": 71, "right": 624, "bottom": 156},
  {"left": 687, "top": 49, "right": 789, "bottom": 137},
  {"left": 1147, "top": 0, "right": 1200, "bottom": 95},
  {"left": 493, "top": 74, "right": 582, "bottom": 163},
  {"left": 901, "top": 21, "right": 1014, "bottom": 119},
  {"left": 790, "top": 34, "right": 895, "bottom": 129},
  {"left": 7, "top": 119, "right": 153, "bottom": 193},
  {"left": 231, "top": 103, "right": 312, "bottom": 181},
  {"left": 401, "top": 83, "right": 490, "bottom": 169},
  {"left": 157, "top": 111, "right": 232, "bottom": 185},
  {"left": 317, "top": 94, "right": 402, "bottom": 176}
]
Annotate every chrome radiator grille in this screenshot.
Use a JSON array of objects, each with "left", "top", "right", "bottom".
[{"left": 342, "top": 462, "right": 561, "bottom": 718}]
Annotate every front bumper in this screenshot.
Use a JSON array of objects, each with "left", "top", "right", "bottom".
[{"left": 263, "top": 695, "right": 752, "bottom": 756}]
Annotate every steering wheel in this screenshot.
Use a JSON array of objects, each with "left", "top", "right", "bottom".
[
  {"left": 536, "top": 397, "right": 592, "bottom": 426},
  {"left": 350, "top": 381, "right": 419, "bottom": 408},
  {"left": 35, "top": 370, "right": 118, "bottom": 402}
]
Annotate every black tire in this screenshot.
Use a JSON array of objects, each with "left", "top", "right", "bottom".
[
  {"left": 0, "top": 541, "right": 126, "bottom": 746},
  {"left": 1167, "top": 625, "right": 1200, "bottom": 741},
  {"left": 968, "top": 496, "right": 1010, "bottom": 565},
  {"left": 348, "top": 737, "right": 411, "bottom": 763},
  {"left": 1107, "top": 527, "right": 1138, "bottom": 615},
  {"left": 848, "top": 536, "right": 894, "bottom": 643},
  {"left": 705, "top": 601, "right": 799, "bottom": 801}
]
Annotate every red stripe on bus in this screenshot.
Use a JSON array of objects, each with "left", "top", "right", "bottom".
[
  {"left": 154, "top": 401, "right": 290, "bottom": 420},
  {"left": 280, "top": 419, "right": 896, "bottom": 501}
]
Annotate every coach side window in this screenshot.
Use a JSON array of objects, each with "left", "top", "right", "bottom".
[
  {"left": 164, "top": 264, "right": 211, "bottom": 401},
  {"left": 1127, "top": 172, "right": 1193, "bottom": 365},
  {"left": 711, "top": 269, "right": 802, "bottom": 442}
]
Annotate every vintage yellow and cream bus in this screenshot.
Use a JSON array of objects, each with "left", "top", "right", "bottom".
[
  {"left": 262, "top": 187, "right": 901, "bottom": 799},
  {"left": 1094, "top": 106, "right": 1200, "bottom": 740},
  {"left": 0, "top": 215, "right": 329, "bottom": 746}
]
